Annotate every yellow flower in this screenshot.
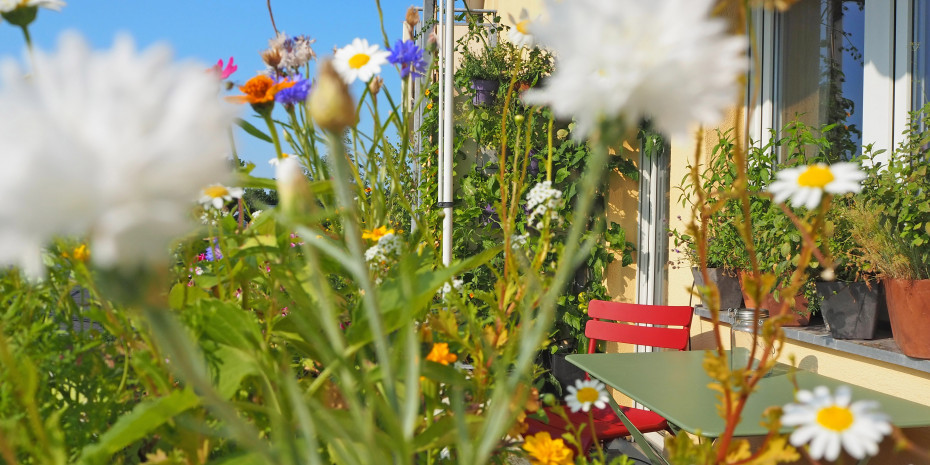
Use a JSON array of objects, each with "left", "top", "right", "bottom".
[
  {"left": 426, "top": 102, "right": 433, "bottom": 110},
  {"left": 362, "top": 225, "right": 395, "bottom": 241},
  {"left": 425, "top": 342, "right": 457, "bottom": 365},
  {"left": 227, "top": 75, "right": 295, "bottom": 105},
  {"left": 522, "top": 432, "right": 573, "bottom": 465},
  {"left": 64, "top": 244, "right": 90, "bottom": 262}
]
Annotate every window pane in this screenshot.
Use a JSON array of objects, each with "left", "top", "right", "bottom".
[
  {"left": 778, "top": 0, "right": 865, "bottom": 160},
  {"left": 912, "top": 0, "right": 930, "bottom": 111}
]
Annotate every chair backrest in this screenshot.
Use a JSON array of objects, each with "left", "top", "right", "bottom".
[{"left": 585, "top": 300, "right": 694, "bottom": 353}]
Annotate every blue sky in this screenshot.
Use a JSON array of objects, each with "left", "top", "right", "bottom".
[{"left": 0, "top": 0, "right": 420, "bottom": 178}]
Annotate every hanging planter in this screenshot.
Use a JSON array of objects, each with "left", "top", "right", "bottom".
[{"left": 470, "top": 78, "right": 498, "bottom": 107}]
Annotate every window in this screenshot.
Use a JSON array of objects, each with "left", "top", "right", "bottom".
[{"left": 776, "top": 0, "right": 865, "bottom": 160}]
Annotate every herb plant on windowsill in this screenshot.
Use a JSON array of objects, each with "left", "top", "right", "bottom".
[{"left": 851, "top": 102, "right": 930, "bottom": 356}]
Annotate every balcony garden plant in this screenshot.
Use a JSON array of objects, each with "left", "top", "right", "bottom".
[
  {"left": 2, "top": 0, "right": 926, "bottom": 464},
  {"left": 813, "top": 196, "right": 885, "bottom": 340},
  {"left": 850, "top": 103, "right": 930, "bottom": 356}
]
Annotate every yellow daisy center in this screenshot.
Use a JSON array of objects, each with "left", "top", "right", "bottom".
[
  {"left": 516, "top": 20, "right": 531, "bottom": 34},
  {"left": 349, "top": 53, "right": 371, "bottom": 69},
  {"left": 204, "top": 185, "right": 230, "bottom": 199},
  {"left": 816, "top": 405, "right": 854, "bottom": 432},
  {"left": 797, "top": 165, "right": 835, "bottom": 188},
  {"left": 576, "top": 386, "right": 600, "bottom": 404}
]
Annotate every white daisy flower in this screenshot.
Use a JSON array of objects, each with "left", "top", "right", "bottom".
[
  {"left": 0, "top": 33, "right": 237, "bottom": 274},
  {"left": 522, "top": 0, "right": 746, "bottom": 140},
  {"left": 268, "top": 153, "right": 294, "bottom": 166},
  {"left": 782, "top": 385, "right": 891, "bottom": 462},
  {"left": 199, "top": 184, "right": 243, "bottom": 210},
  {"left": 0, "top": 0, "right": 65, "bottom": 13},
  {"left": 767, "top": 162, "right": 866, "bottom": 210},
  {"left": 333, "top": 38, "right": 390, "bottom": 84},
  {"left": 507, "top": 9, "right": 537, "bottom": 49},
  {"left": 565, "top": 379, "right": 609, "bottom": 413}
]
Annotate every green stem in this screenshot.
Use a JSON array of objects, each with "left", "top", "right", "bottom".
[{"left": 263, "top": 112, "right": 285, "bottom": 160}]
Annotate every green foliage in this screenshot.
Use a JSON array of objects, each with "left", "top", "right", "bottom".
[
  {"left": 417, "top": 22, "right": 636, "bottom": 385},
  {"left": 853, "top": 102, "right": 930, "bottom": 280}
]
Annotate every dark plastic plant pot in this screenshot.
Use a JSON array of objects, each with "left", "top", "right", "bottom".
[
  {"left": 816, "top": 281, "right": 883, "bottom": 340},
  {"left": 550, "top": 353, "right": 586, "bottom": 389},
  {"left": 470, "top": 79, "right": 498, "bottom": 107},
  {"left": 691, "top": 267, "right": 744, "bottom": 310}
]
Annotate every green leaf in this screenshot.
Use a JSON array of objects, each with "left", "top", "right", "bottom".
[
  {"left": 236, "top": 118, "right": 273, "bottom": 143},
  {"left": 77, "top": 389, "right": 199, "bottom": 465},
  {"left": 168, "top": 283, "right": 210, "bottom": 310}
]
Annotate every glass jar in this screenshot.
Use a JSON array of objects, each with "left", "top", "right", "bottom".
[{"left": 729, "top": 308, "right": 770, "bottom": 373}]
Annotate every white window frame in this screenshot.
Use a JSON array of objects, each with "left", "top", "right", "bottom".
[{"left": 748, "top": 0, "right": 915, "bottom": 162}]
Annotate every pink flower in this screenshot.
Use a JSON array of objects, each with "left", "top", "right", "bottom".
[{"left": 212, "top": 57, "right": 238, "bottom": 79}]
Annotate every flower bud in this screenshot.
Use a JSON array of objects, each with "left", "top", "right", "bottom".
[
  {"left": 821, "top": 268, "right": 836, "bottom": 281},
  {"left": 261, "top": 47, "right": 282, "bottom": 69},
  {"left": 405, "top": 6, "right": 420, "bottom": 28},
  {"left": 276, "top": 157, "right": 310, "bottom": 217},
  {"left": 368, "top": 76, "right": 383, "bottom": 96},
  {"left": 514, "top": 114, "right": 525, "bottom": 124},
  {"left": 556, "top": 129, "right": 568, "bottom": 140},
  {"left": 308, "top": 60, "right": 357, "bottom": 132}
]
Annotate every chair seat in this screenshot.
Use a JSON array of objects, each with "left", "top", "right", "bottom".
[{"left": 524, "top": 404, "right": 668, "bottom": 454}]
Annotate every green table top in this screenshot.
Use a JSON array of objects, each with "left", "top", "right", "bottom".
[{"left": 566, "top": 350, "right": 930, "bottom": 437}]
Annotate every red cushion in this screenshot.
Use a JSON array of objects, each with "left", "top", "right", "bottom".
[{"left": 524, "top": 405, "right": 668, "bottom": 455}]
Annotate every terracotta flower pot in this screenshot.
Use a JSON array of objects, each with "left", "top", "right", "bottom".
[
  {"left": 884, "top": 278, "right": 930, "bottom": 358},
  {"left": 738, "top": 271, "right": 810, "bottom": 326}
]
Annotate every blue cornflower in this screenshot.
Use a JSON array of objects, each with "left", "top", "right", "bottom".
[
  {"left": 387, "top": 39, "right": 428, "bottom": 79},
  {"left": 275, "top": 77, "right": 312, "bottom": 105},
  {"left": 204, "top": 240, "right": 223, "bottom": 262}
]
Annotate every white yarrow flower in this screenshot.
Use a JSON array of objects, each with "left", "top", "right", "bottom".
[
  {"left": 767, "top": 162, "right": 866, "bottom": 210},
  {"left": 333, "top": 38, "right": 390, "bottom": 84},
  {"left": 0, "top": 33, "right": 238, "bottom": 274},
  {"left": 565, "top": 379, "right": 609, "bottom": 413},
  {"left": 440, "top": 278, "right": 464, "bottom": 300},
  {"left": 522, "top": 0, "right": 747, "bottom": 139},
  {"left": 782, "top": 385, "right": 891, "bottom": 462},
  {"left": 199, "top": 184, "right": 244, "bottom": 210},
  {"left": 364, "top": 232, "right": 402, "bottom": 266},
  {"left": 525, "top": 181, "right": 562, "bottom": 229},
  {"left": 507, "top": 9, "right": 537, "bottom": 49},
  {"left": 0, "top": 0, "right": 65, "bottom": 13}
]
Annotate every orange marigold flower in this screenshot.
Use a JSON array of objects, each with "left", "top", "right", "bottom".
[
  {"left": 522, "top": 432, "right": 573, "bottom": 465},
  {"left": 362, "top": 225, "right": 394, "bottom": 241},
  {"left": 425, "top": 342, "right": 457, "bottom": 365},
  {"left": 227, "top": 75, "right": 295, "bottom": 104}
]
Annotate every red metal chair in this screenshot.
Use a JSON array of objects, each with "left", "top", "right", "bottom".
[{"left": 526, "top": 300, "right": 694, "bottom": 455}]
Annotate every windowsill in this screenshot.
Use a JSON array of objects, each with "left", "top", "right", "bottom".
[{"left": 694, "top": 306, "right": 930, "bottom": 375}]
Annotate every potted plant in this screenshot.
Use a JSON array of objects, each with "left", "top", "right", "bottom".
[
  {"left": 852, "top": 105, "right": 930, "bottom": 356},
  {"left": 719, "top": 120, "right": 843, "bottom": 326},
  {"left": 812, "top": 198, "right": 885, "bottom": 339},
  {"left": 673, "top": 129, "right": 745, "bottom": 310},
  {"left": 454, "top": 19, "right": 509, "bottom": 107}
]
